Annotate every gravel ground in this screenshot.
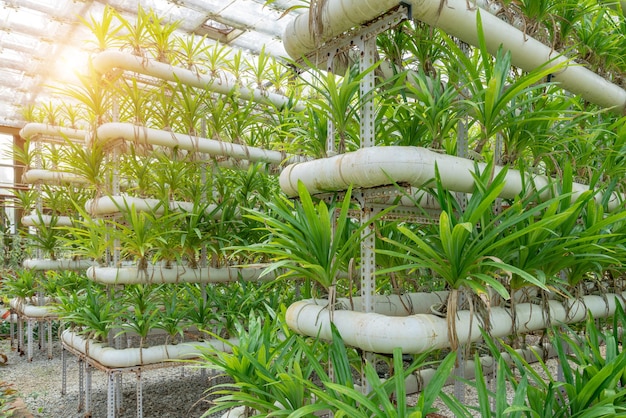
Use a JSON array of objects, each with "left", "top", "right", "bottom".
[{"left": 1, "top": 336, "right": 222, "bottom": 418}]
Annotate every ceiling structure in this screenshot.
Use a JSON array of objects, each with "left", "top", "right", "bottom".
[{"left": 0, "top": 0, "right": 305, "bottom": 130}]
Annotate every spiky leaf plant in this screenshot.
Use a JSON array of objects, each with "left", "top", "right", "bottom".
[{"left": 242, "top": 181, "right": 390, "bottom": 309}]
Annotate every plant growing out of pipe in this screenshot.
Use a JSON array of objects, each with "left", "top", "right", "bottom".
[
  {"left": 61, "top": 284, "right": 119, "bottom": 343},
  {"left": 117, "top": 284, "right": 161, "bottom": 361},
  {"left": 106, "top": 199, "right": 174, "bottom": 273},
  {"left": 377, "top": 164, "right": 551, "bottom": 352},
  {"left": 448, "top": 13, "right": 569, "bottom": 159},
  {"left": 301, "top": 62, "right": 378, "bottom": 154},
  {"left": 154, "top": 286, "right": 189, "bottom": 345},
  {"left": 59, "top": 207, "right": 111, "bottom": 266},
  {"left": 184, "top": 285, "right": 216, "bottom": 338},
  {"left": 500, "top": 166, "right": 626, "bottom": 304},
  {"left": 242, "top": 181, "right": 390, "bottom": 314},
  {"left": 2, "top": 269, "right": 38, "bottom": 303},
  {"left": 24, "top": 212, "right": 62, "bottom": 260}
]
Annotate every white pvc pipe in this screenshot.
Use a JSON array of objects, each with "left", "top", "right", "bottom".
[
  {"left": 91, "top": 50, "right": 304, "bottom": 112},
  {"left": 94, "top": 122, "right": 307, "bottom": 165},
  {"left": 21, "top": 214, "right": 74, "bottom": 227},
  {"left": 286, "top": 293, "right": 626, "bottom": 354},
  {"left": 312, "top": 291, "right": 449, "bottom": 316},
  {"left": 279, "top": 146, "right": 623, "bottom": 211},
  {"left": 0, "top": 308, "right": 18, "bottom": 323},
  {"left": 86, "top": 264, "right": 278, "bottom": 285},
  {"left": 9, "top": 298, "right": 58, "bottom": 319},
  {"left": 22, "top": 258, "right": 94, "bottom": 271},
  {"left": 283, "top": 0, "right": 626, "bottom": 113},
  {"left": 19, "top": 123, "right": 87, "bottom": 141},
  {"left": 22, "top": 169, "right": 89, "bottom": 185},
  {"left": 61, "top": 329, "right": 236, "bottom": 369},
  {"left": 85, "top": 195, "right": 222, "bottom": 216}
]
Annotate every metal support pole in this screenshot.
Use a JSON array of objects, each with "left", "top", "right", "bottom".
[
  {"left": 136, "top": 371, "right": 143, "bottom": 418},
  {"left": 116, "top": 374, "right": 122, "bottom": 413},
  {"left": 78, "top": 358, "right": 85, "bottom": 412},
  {"left": 107, "top": 373, "right": 116, "bottom": 418},
  {"left": 47, "top": 320, "right": 53, "bottom": 359},
  {"left": 357, "top": 36, "right": 376, "bottom": 148},
  {"left": 17, "top": 315, "right": 23, "bottom": 355},
  {"left": 86, "top": 363, "right": 92, "bottom": 416},
  {"left": 61, "top": 347, "right": 67, "bottom": 395},
  {"left": 27, "top": 319, "right": 33, "bottom": 361},
  {"left": 9, "top": 314, "right": 14, "bottom": 347},
  {"left": 360, "top": 203, "right": 376, "bottom": 394}
]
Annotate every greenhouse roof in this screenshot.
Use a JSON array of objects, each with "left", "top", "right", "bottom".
[{"left": 0, "top": 0, "right": 304, "bottom": 129}]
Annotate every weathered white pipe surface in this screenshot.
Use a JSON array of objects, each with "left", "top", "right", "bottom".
[
  {"left": 61, "top": 329, "right": 236, "bottom": 368},
  {"left": 280, "top": 146, "right": 623, "bottom": 211},
  {"left": 22, "top": 169, "right": 89, "bottom": 185},
  {"left": 9, "top": 298, "right": 58, "bottom": 318},
  {"left": 286, "top": 293, "right": 626, "bottom": 354},
  {"left": 283, "top": 0, "right": 626, "bottom": 113},
  {"left": 312, "top": 291, "right": 450, "bottom": 316},
  {"left": 92, "top": 50, "right": 304, "bottom": 112},
  {"left": 94, "top": 122, "right": 307, "bottom": 165},
  {"left": 330, "top": 288, "right": 539, "bottom": 315},
  {"left": 86, "top": 264, "right": 278, "bottom": 285},
  {"left": 21, "top": 214, "right": 74, "bottom": 227},
  {"left": 85, "top": 195, "right": 222, "bottom": 217},
  {"left": 19, "top": 123, "right": 87, "bottom": 141},
  {"left": 22, "top": 258, "right": 94, "bottom": 271}
]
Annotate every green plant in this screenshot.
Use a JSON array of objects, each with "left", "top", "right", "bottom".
[
  {"left": 117, "top": 284, "right": 161, "bottom": 361},
  {"left": 154, "top": 286, "right": 188, "bottom": 344},
  {"left": 59, "top": 207, "right": 111, "bottom": 266},
  {"left": 79, "top": 4, "right": 122, "bottom": 52},
  {"left": 449, "top": 13, "right": 569, "bottom": 159},
  {"left": 302, "top": 61, "right": 380, "bottom": 154},
  {"left": 2, "top": 269, "right": 38, "bottom": 302},
  {"left": 200, "top": 309, "right": 319, "bottom": 417},
  {"left": 62, "top": 284, "right": 119, "bottom": 343},
  {"left": 378, "top": 164, "right": 547, "bottom": 352},
  {"left": 242, "top": 182, "right": 389, "bottom": 309},
  {"left": 106, "top": 199, "right": 168, "bottom": 271},
  {"left": 476, "top": 305, "right": 626, "bottom": 417},
  {"left": 184, "top": 285, "right": 216, "bottom": 335},
  {"left": 0, "top": 381, "right": 18, "bottom": 417},
  {"left": 293, "top": 327, "right": 458, "bottom": 418},
  {"left": 24, "top": 211, "right": 61, "bottom": 260}
]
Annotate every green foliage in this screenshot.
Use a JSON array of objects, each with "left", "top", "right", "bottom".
[
  {"left": 0, "top": 381, "right": 18, "bottom": 418},
  {"left": 60, "top": 283, "right": 119, "bottom": 343},
  {"left": 1, "top": 269, "right": 38, "bottom": 301},
  {"left": 242, "top": 182, "right": 388, "bottom": 298},
  {"left": 475, "top": 304, "right": 626, "bottom": 417}
]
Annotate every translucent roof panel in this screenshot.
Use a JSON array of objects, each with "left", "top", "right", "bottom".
[{"left": 0, "top": 0, "right": 304, "bottom": 129}]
